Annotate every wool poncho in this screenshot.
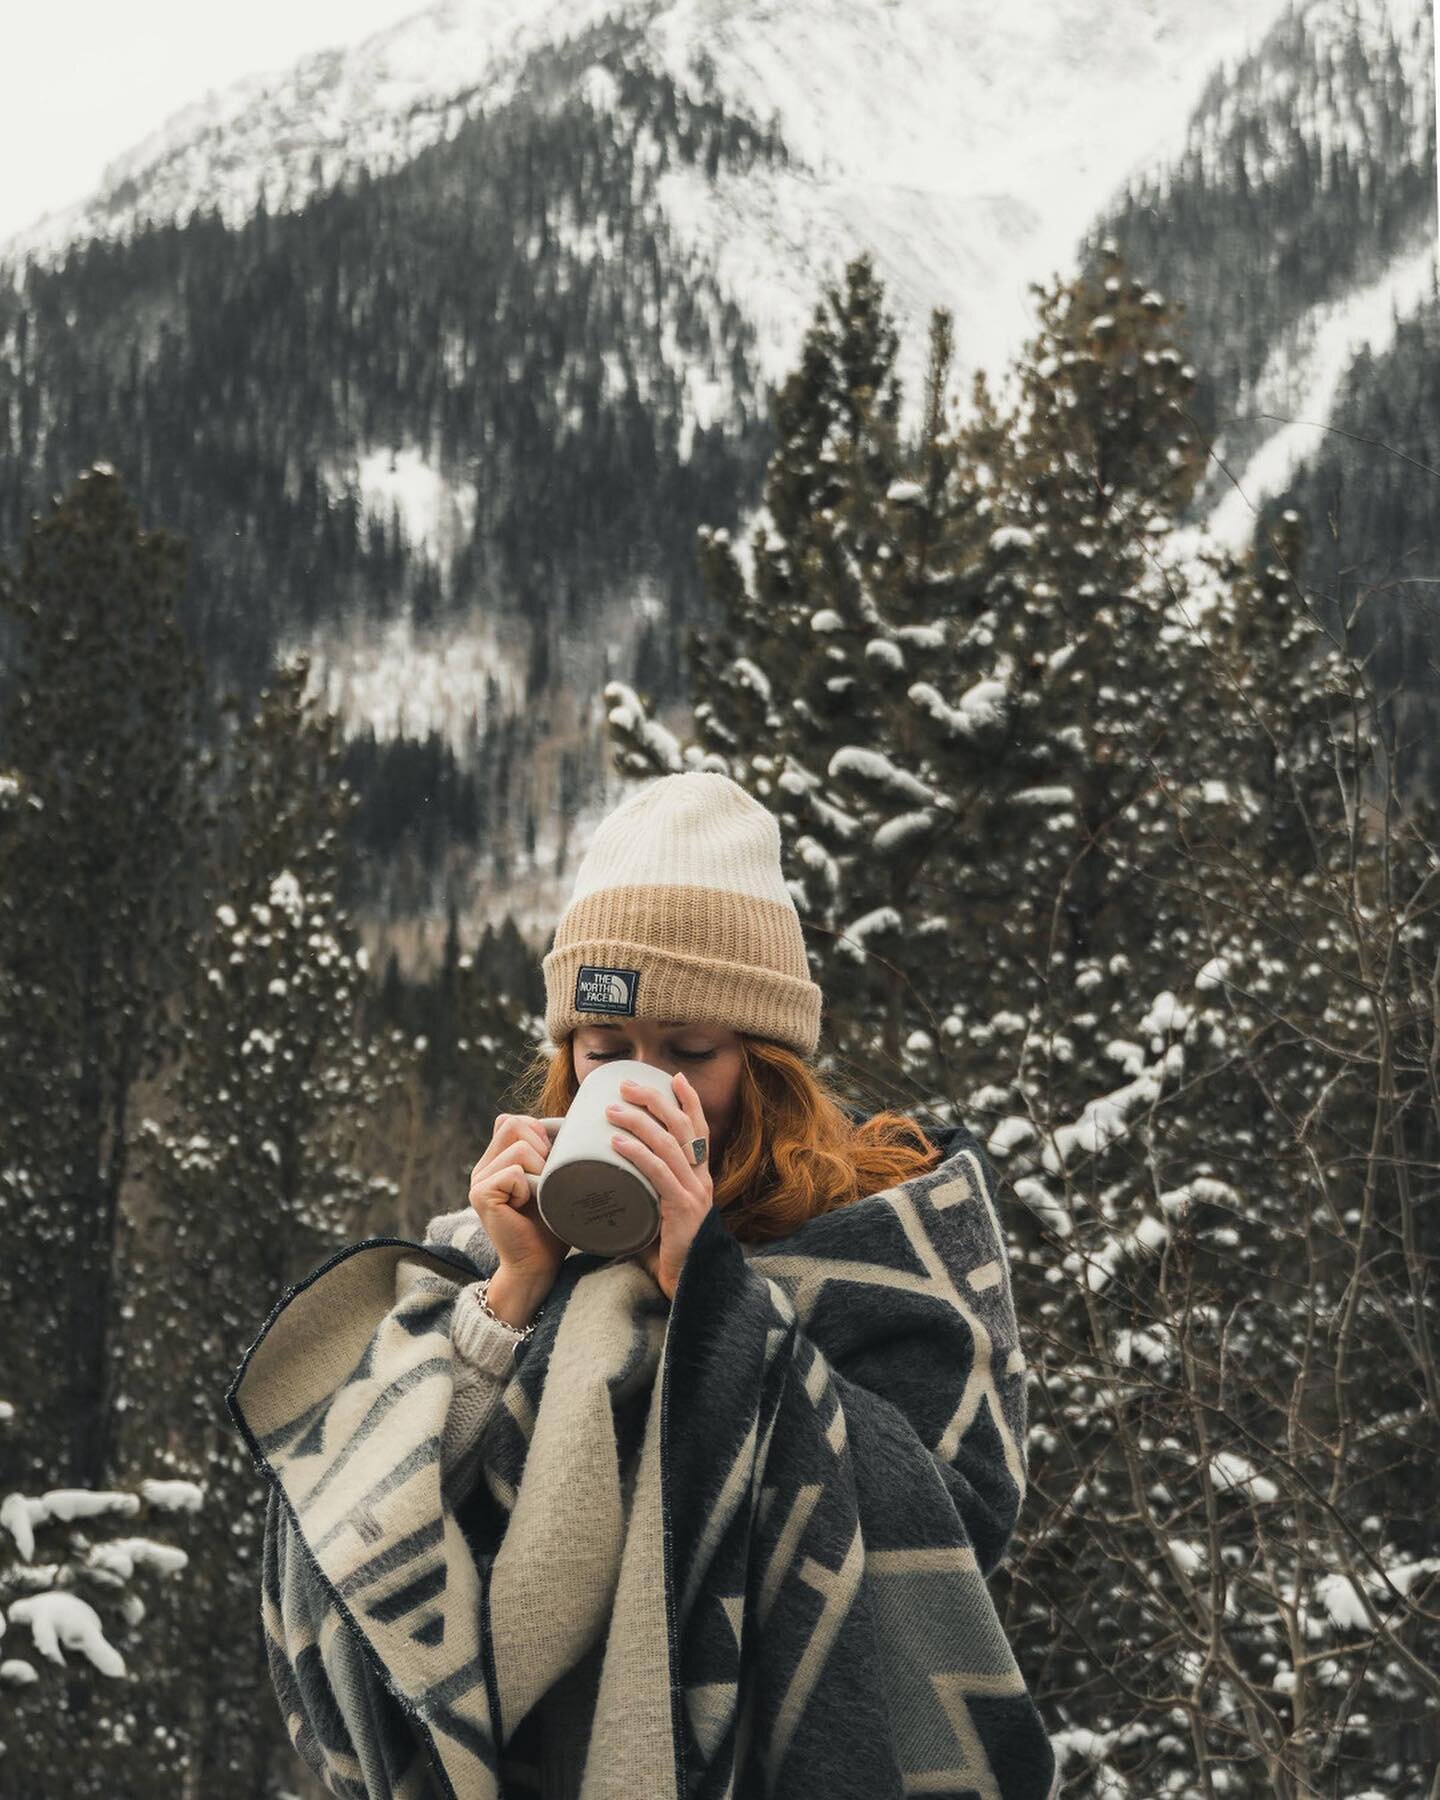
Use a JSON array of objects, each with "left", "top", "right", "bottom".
[{"left": 226, "top": 1119, "right": 1059, "bottom": 1799}]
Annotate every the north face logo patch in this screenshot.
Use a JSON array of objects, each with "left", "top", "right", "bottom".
[{"left": 575, "top": 964, "right": 640, "bottom": 1015}]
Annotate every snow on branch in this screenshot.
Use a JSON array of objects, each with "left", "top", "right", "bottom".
[
  {"left": 5, "top": 1591, "right": 129, "bottom": 1681},
  {"left": 1013, "top": 784, "right": 1076, "bottom": 806},
  {"left": 834, "top": 906, "right": 904, "bottom": 961},
  {"left": 872, "top": 810, "right": 941, "bottom": 851},
  {"left": 908, "top": 677, "right": 1007, "bottom": 737},
  {"left": 727, "top": 657, "right": 773, "bottom": 702},
  {"left": 602, "top": 681, "right": 684, "bottom": 772},
  {"left": 828, "top": 745, "right": 940, "bottom": 807},
  {"left": 893, "top": 623, "right": 946, "bottom": 649},
  {"left": 2, "top": 1489, "right": 140, "bottom": 1561},
  {"left": 794, "top": 835, "right": 840, "bottom": 892},
  {"left": 1, "top": 1401, "right": 201, "bottom": 1692},
  {"left": 777, "top": 758, "right": 861, "bottom": 841}
]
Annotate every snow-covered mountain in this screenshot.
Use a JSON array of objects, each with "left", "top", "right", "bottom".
[
  {"left": 4, "top": 0, "right": 595, "bottom": 264},
  {"left": 1204, "top": 233, "right": 1436, "bottom": 554},
  {"left": 1116, "top": 0, "right": 1438, "bottom": 551},
  {"left": 4, "top": 0, "right": 1295, "bottom": 435},
  {"left": 1, "top": 0, "right": 1432, "bottom": 952}
]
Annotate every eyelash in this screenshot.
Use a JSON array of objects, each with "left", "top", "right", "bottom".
[{"left": 585, "top": 1048, "right": 717, "bottom": 1063}]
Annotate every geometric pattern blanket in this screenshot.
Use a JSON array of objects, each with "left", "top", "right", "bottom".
[{"left": 225, "top": 1120, "right": 1058, "bottom": 1799}]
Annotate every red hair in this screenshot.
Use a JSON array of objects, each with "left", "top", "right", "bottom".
[{"left": 504, "top": 1032, "right": 941, "bottom": 1246}]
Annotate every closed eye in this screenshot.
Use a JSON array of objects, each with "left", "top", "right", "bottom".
[{"left": 585, "top": 1048, "right": 716, "bottom": 1062}]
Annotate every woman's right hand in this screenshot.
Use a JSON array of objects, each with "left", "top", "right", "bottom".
[{"left": 468, "top": 1112, "right": 569, "bottom": 1291}]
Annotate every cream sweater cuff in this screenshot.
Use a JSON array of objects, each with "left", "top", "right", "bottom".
[
  {"left": 441, "top": 1283, "right": 522, "bottom": 1502},
  {"left": 450, "top": 1279, "right": 527, "bottom": 1376}
]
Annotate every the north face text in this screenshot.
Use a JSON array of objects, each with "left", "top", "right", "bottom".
[{"left": 575, "top": 964, "right": 640, "bottom": 1015}]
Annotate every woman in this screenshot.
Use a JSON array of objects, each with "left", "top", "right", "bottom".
[{"left": 228, "top": 771, "right": 1058, "bottom": 1800}]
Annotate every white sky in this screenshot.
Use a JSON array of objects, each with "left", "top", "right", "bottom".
[{"left": 0, "top": 1, "right": 426, "bottom": 244}]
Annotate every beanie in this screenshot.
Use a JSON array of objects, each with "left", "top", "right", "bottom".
[{"left": 542, "top": 771, "right": 822, "bottom": 1058}]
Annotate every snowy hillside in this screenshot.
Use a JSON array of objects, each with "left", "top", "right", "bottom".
[
  {"left": 1205, "top": 231, "right": 1437, "bottom": 553},
  {"left": 0, "top": 0, "right": 1432, "bottom": 947},
  {"left": 640, "top": 0, "right": 1294, "bottom": 418},
  {"left": 1111, "top": 0, "right": 1438, "bottom": 550},
  {"left": 2, "top": 0, "right": 611, "bottom": 268},
  {"left": 3, "top": 0, "right": 1296, "bottom": 436}
]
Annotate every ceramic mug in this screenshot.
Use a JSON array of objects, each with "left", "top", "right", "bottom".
[{"left": 527, "top": 1058, "right": 676, "bottom": 1257}]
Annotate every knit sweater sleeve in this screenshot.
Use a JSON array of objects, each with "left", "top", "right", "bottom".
[{"left": 441, "top": 1281, "right": 525, "bottom": 1507}]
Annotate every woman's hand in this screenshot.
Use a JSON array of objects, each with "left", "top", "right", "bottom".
[
  {"left": 604, "top": 1070, "right": 714, "bottom": 1302},
  {"left": 468, "top": 1113, "right": 569, "bottom": 1287}
]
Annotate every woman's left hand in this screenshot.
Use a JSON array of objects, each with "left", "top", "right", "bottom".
[{"left": 605, "top": 1071, "right": 713, "bottom": 1302}]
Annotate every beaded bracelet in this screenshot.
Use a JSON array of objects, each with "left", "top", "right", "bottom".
[{"left": 473, "top": 1274, "right": 543, "bottom": 1341}]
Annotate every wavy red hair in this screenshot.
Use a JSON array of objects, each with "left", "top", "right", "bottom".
[{"left": 504, "top": 1031, "right": 941, "bottom": 1246}]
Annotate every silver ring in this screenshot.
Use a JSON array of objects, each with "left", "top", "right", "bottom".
[{"left": 690, "top": 1136, "right": 707, "bottom": 1166}]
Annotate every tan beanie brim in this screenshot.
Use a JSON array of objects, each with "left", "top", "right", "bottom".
[
  {"left": 543, "top": 884, "right": 821, "bottom": 1058},
  {"left": 542, "top": 776, "right": 824, "bottom": 1060}
]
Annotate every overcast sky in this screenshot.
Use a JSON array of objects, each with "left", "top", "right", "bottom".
[{"left": 0, "top": 0, "right": 425, "bottom": 244}]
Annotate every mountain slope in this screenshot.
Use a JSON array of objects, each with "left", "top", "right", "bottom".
[
  {"left": 4, "top": 0, "right": 1295, "bottom": 438},
  {"left": 1087, "top": 0, "right": 1435, "bottom": 493},
  {"left": 0, "top": 0, "right": 1433, "bottom": 949},
  {"left": 4, "top": 0, "right": 612, "bottom": 267},
  {"left": 0, "top": 23, "right": 788, "bottom": 732},
  {"left": 640, "top": 0, "right": 1291, "bottom": 414},
  {"left": 1082, "top": 0, "right": 1437, "bottom": 827}
]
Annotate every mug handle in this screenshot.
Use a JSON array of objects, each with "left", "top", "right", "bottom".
[{"left": 524, "top": 1117, "right": 566, "bottom": 1199}]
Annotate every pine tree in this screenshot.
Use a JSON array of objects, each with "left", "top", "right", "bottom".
[
  {"left": 107, "top": 655, "right": 415, "bottom": 1798},
  {"left": 609, "top": 254, "right": 996, "bottom": 1092},
  {"left": 0, "top": 465, "right": 209, "bottom": 1493},
  {"left": 604, "top": 244, "right": 1440, "bottom": 1786},
  {"left": 451, "top": 913, "right": 550, "bottom": 1138}
]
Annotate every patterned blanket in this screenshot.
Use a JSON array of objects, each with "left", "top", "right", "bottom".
[{"left": 226, "top": 1122, "right": 1058, "bottom": 1799}]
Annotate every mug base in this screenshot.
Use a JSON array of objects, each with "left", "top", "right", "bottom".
[{"left": 537, "top": 1159, "right": 661, "bottom": 1258}]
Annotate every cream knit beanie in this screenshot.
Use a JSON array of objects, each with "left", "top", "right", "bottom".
[{"left": 542, "top": 771, "right": 822, "bottom": 1058}]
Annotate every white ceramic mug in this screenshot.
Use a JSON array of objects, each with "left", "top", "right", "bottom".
[{"left": 528, "top": 1058, "right": 675, "bottom": 1257}]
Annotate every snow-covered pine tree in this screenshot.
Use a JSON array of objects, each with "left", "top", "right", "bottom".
[
  {"left": 106, "top": 655, "right": 414, "bottom": 1799},
  {"left": 1112, "top": 501, "right": 1440, "bottom": 1792},
  {"left": 608, "top": 254, "right": 996, "bottom": 1096},
  {"left": 972, "top": 243, "right": 1212, "bottom": 1061},
  {"left": 0, "top": 1391, "right": 200, "bottom": 1764},
  {"left": 973, "top": 267, "right": 1439, "bottom": 1789},
  {"left": 0, "top": 466, "right": 210, "bottom": 1498}
]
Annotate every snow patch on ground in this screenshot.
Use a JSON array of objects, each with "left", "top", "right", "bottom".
[
  {"left": 331, "top": 444, "right": 478, "bottom": 566},
  {"left": 282, "top": 611, "right": 524, "bottom": 753}
]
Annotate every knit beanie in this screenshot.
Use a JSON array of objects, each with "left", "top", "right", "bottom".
[{"left": 542, "top": 771, "right": 822, "bottom": 1058}]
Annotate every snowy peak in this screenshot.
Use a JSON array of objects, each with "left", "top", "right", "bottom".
[
  {"left": 4, "top": 0, "right": 1425, "bottom": 468},
  {"left": 5, "top": 0, "right": 631, "bottom": 266},
  {"left": 1156, "top": 0, "right": 1434, "bottom": 191},
  {"left": 7, "top": 0, "right": 1292, "bottom": 408},
  {"left": 653, "top": 0, "right": 1273, "bottom": 186}
]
